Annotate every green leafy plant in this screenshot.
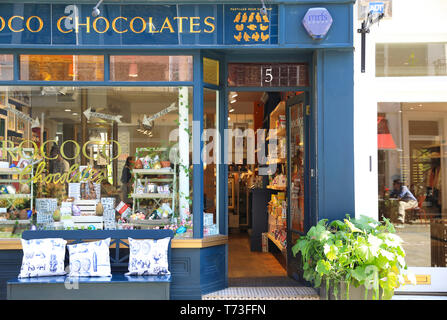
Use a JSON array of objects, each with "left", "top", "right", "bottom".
[{"left": 292, "top": 215, "right": 412, "bottom": 300}]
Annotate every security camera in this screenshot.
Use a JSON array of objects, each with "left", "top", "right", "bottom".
[{"left": 92, "top": 7, "right": 100, "bottom": 17}]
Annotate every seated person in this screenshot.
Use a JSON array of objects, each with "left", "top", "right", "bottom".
[{"left": 390, "top": 179, "right": 418, "bottom": 225}]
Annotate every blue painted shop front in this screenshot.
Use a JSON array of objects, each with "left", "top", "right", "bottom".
[{"left": 0, "top": 0, "right": 355, "bottom": 299}]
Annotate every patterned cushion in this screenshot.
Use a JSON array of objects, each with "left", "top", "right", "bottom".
[
  {"left": 19, "top": 238, "right": 67, "bottom": 278},
  {"left": 125, "top": 237, "right": 171, "bottom": 276},
  {"left": 67, "top": 238, "right": 111, "bottom": 277}
]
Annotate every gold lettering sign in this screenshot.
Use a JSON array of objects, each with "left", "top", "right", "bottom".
[
  {"left": 8, "top": 139, "right": 122, "bottom": 185},
  {"left": 0, "top": 15, "right": 217, "bottom": 35}
]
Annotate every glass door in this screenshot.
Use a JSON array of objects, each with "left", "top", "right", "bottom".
[{"left": 286, "top": 92, "right": 308, "bottom": 280}]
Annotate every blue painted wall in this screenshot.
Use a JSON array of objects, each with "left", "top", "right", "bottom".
[{"left": 315, "top": 49, "right": 355, "bottom": 222}]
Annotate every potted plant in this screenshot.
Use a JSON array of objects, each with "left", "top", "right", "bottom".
[
  {"left": 160, "top": 145, "right": 174, "bottom": 168},
  {"left": 13, "top": 198, "right": 30, "bottom": 220},
  {"left": 292, "top": 215, "right": 414, "bottom": 300}
]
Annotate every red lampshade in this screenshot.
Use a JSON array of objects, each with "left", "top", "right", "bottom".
[{"left": 377, "top": 116, "right": 397, "bottom": 150}]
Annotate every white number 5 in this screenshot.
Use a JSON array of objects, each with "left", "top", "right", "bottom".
[{"left": 264, "top": 68, "right": 273, "bottom": 82}]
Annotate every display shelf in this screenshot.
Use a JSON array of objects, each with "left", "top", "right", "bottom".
[
  {"left": 266, "top": 185, "right": 286, "bottom": 191},
  {"left": 266, "top": 127, "right": 286, "bottom": 141},
  {"left": 266, "top": 157, "right": 286, "bottom": 165},
  {"left": 132, "top": 147, "right": 177, "bottom": 217},
  {"left": 0, "top": 219, "right": 31, "bottom": 225},
  {"left": 128, "top": 218, "right": 171, "bottom": 227},
  {"left": 132, "top": 168, "right": 174, "bottom": 175},
  {"left": 0, "top": 194, "right": 32, "bottom": 199},
  {"left": 131, "top": 193, "right": 173, "bottom": 199},
  {"left": 267, "top": 232, "right": 285, "bottom": 252},
  {"left": 0, "top": 168, "right": 25, "bottom": 175}
]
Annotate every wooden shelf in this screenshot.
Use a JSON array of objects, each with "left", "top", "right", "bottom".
[
  {"left": 267, "top": 232, "right": 285, "bottom": 252},
  {"left": 128, "top": 218, "right": 171, "bottom": 226},
  {"left": 266, "top": 185, "right": 286, "bottom": 191},
  {"left": 266, "top": 127, "right": 286, "bottom": 141},
  {"left": 266, "top": 158, "right": 286, "bottom": 165}
]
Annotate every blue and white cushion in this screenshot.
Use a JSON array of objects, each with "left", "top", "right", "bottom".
[
  {"left": 19, "top": 238, "right": 67, "bottom": 278},
  {"left": 67, "top": 238, "right": 111, "bottom": 277},
  {"left": 126, "top": 237, "right": 171, "bottom": 276}
]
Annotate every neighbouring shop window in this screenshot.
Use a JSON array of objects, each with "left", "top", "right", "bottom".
[
  {"left": 376, "top": 43, "right": 447, "bottom": 77},
  {"left": 110, "top": 56, "right": 193, "bottom": 82},
  {"left": 20, "top": 55, "right": 104, "bottom": 81},
  {"left": 377, "top": 102, "right": 447, "bottom": 268},
  {"left": 0, "top": 55, "right": 13, "bottom": 81},
  {"left": 0, "top": 86, "right": 193, "bottom": 239},
  {"left": 203, "top": 88, "right": 219, "bottom": 236}
]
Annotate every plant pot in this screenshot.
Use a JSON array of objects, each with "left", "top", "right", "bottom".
[
  {"left": 19, "top": 209, "right": 28, "bottom": 220},
  {"left": 160, "top": 161, "right": 171, "bottom": 168},
  {"left": 320, "top": 280, "right": 387, "bottom": 300}
]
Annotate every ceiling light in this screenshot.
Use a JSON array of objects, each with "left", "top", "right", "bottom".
[
  {"left": 230, "top": 99, "right": 237, "bottom": 104},
  {"left": 230, "top": 92, "right": 238, "bottom": 99},
  {"left": 65, "top": 109, "right": 71, "bottom": 112},
  {"left": 128, "top": 63, "right": 138, "bottom": 78},
  {"left": 418, "top": 104, "right": 422, "bottom": 107},
  {"left": 228, "top": 117, "right": 231, "bottom": 121},
  {"left": 72, "top": 112, "right": 78, "bottom": 116}
]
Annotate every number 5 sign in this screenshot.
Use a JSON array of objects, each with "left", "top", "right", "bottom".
[{"left": 262, "top": 67, "right": 273, "bottom": 84}]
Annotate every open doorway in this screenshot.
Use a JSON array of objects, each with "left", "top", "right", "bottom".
[{"left": 226, "top": 90, "right": 306, "bottom": 286}]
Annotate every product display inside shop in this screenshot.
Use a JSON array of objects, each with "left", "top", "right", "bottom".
[
  {"left": 222, "top": 90, "right": 306, "bottom": 276},
  {"left": 0, "top": 86, "right": 194, "bottom": 239}
]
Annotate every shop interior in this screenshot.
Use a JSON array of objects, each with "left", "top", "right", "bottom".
[
  {"left": 205, "top": 90, "right": 305, "bottom": 284},
  {"left": 0, "top": 84, "right": 195, "bottom": 237}
]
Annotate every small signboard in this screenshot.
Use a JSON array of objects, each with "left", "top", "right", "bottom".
[{"left": 302, "top": 8, "right": 333, "bottom": 40}]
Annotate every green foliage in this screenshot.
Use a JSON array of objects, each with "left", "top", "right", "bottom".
[{"left": 291, "top": 215, "right": 408, "bottom": 300}]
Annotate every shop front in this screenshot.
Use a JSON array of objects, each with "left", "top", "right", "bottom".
[{"left": 0, "top": 0, "right": 355, "bottom": 299}]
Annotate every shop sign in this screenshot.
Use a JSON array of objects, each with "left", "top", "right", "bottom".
[
  {"left": 0, "top": 3, "right": 278, "bottom": 46},
  {"left": 1, "top": 139, "right": 122, "bottom": 184},
  {"left": 302, "top": 8, "right": 333, "bottom": 40},
  {"left": 369, "top": 2, "right": 385, "bottom": 15},
  {"left": 358, "top": 0, "right": 392, "bottom": 20}
]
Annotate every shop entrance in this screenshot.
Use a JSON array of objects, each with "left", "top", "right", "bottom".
[{"left": 226, "top": 90, "right": 309, "bottom": 285}]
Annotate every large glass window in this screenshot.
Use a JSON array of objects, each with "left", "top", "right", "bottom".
[
  {"left": 378, "top": 102, "right": 447, "bottom": 268},
  {"left": 110, "top": 56, "right": 193, "bottom": 82},
  {"left": 203, "top": 88, "right": 219, "bottom": 236},
  {"left": 0, "top": 55, "right": 13, "bottom": 81},
  {"left": 376, "top": 43, "right": 447, "bottom": 77},
  {"left": 20, "top": 55, "right": 104, "bottom": 81},
  {"left": 0, "top": 86, "right": 193, "bottom": 238}
]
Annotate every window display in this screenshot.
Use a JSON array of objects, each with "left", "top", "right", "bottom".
[{"left": 0, "top": 86, "right": 193, "bottom": 239}]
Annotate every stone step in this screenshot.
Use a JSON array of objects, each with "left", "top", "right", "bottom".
[{"left": 202, "top": 286, "right": 320, "bottom": 300}]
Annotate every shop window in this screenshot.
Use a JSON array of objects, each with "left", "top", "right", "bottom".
[
  {"left": 110, "top": 56, "right": 193, "bottom": 82},
  {"left": 377, "top": 102, "right": 447, "bottom": 268},
  {"left": 376, "top": 43, "right": 447, "bottom": 77},
  {"left": 203, "top": 88, "right": 219, "bottom": 236},
  {"left": 0, "top": 86, "right": 193, "bottom": 238},
  {"left": 0, "top": 55, "right": 13, "bottom": 81},
  {"left": 20, "top": 55, "right": 104, "bottom": 81}
]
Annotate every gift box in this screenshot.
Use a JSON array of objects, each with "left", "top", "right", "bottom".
[
  {"left": 204, "top": 224, "right": 218, "bottom": 236},
  {"left": 204, "top": 213, "right": 214, "bottom": 226}
]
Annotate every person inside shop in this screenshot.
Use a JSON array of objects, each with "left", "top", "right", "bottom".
[
  {"left": 120, "top": 156, "right": 134, "bottom": 205},
  {"left": 50, "top": 145, "right": 70, "bottom": 175},
  {"left": 390, "top": 179, "right": 418, "bottom": 226}
]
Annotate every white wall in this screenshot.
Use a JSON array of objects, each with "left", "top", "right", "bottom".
[{"left": 353, "top": 0, "right": 447, "bottom": 219}]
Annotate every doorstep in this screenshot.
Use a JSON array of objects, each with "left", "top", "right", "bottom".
[{"left": 201, "top": 287, "right": 319, "bottom": 300}]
